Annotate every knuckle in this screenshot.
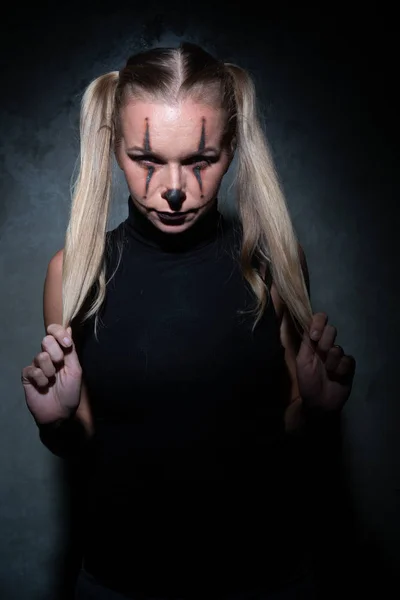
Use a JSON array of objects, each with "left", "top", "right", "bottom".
[
  {"left": 42, "top": 336, "right": 63, "bottom": 357},
  {"left": 34, "top": 353, "right": 46, "bottom": 367},
  {"left": 47, "top": 365, "right": 56, "bottom": 377},
  {"left": 46, "top": 323, "right": 62, "bottom": 336}
]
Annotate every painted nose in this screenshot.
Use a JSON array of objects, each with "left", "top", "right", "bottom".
[{"left": 161, "top": 188, "right": 187, "bottom": 211}]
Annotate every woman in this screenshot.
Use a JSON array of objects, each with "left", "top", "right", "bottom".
[{"left": 22, "top": 42, "right": 356, "bottom": 599}]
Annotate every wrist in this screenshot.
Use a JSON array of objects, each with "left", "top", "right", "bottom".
[
  {"left": 35, "top": 407, "right": 77, "bottom": 429},
  {"left": 37, "top": 412, "right": 88, "bottom": 459},
  {"left": 300, "top": 401, "right": 341, "bottom": 430}
]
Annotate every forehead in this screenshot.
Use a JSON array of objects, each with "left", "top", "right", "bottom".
[{"left": 119, "top": 99, "right": 225, "bottom": 151}]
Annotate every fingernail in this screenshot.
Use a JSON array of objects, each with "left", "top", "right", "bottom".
[
  {"left": 311, "top": 330, "right": 319, "bottom": 339},
  {"left": 63, "top": 337, "right": 72, "bottom": 345}
]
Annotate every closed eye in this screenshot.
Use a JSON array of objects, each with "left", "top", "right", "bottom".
[
  {"left": 181, "top": 156, "right": 218, "bottom": 167},
  {"left": 128, "top": 154, "right": 219, "bottom": 167},
  {"left": 129, "top": 155, "right": 163, "bottom": 166}
]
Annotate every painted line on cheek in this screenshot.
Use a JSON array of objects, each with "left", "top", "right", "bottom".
[
  {"left": 143, "top": 117, "right": 154, "bottom": 197},
  {"left": 194, "top": 117, "right": 206, "bottom": 198},
  {"left": 145, "top": 166, "right": 155, "bottom": 195},
  {"left": 193, "top": 166, "right": 204, "bottom": 198}
]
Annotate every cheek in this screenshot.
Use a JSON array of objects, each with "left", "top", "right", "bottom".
[
  {"left": 121, "top": 162, "right": 146, "bottom": 189},
  {"left": 120, "top": 160, "right": 227, "bottom": 197},
  {"left": 197, "top": 166, "right": 225, "bottom": 191}
]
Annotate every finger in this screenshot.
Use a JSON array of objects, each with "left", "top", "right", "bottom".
[
  {"left": 46, "top": 323, "right": 73, "bottom": 349},
  {"left": 297, "top": 312, "right": 328, "bottom": 364},
  {"left": 317, "top": 325, "right": 337, "bottom": 360},
  {"left": 33, "top": 352, "right": 57, "bottom": 379},
  {"left": 325, "top": 345, "right": 344, "bottom": 372},
  {"left": 46, "top": 324, "right": 81, "bottom": 371},
  {"left": 22, "top": 365, "right": 49, "bottom": 388},
  {"left": 335, "top": 355, "right": 357, "bottom": 379},
  {"left": 309, "top": 312, "right": 328, "bottom": 341},
  {"left": 297, "top": 328, "right": 318, "bottom": 365},
  {"left": 41, "top": 335, "right": 65, "bottom": 363}
]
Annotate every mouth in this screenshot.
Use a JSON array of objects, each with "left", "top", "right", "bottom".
[{"left": 155, "top": 211, "right": 193, "bottom": 223}]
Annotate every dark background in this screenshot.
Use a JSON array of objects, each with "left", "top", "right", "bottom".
[{"left": 1, "top": 2, "right": 398, "bottom": 598}]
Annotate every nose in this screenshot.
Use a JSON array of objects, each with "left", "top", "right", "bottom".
[
  {"left": 161, "top": 163, "right": 186, "bottom": 211},
  {"left": 161, "top": 188, "right": 187, "bottom": 211}
]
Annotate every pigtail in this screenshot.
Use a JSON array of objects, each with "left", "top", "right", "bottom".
[
  {"left": 62, "top": 71, "right": 119, "bottom": 339},
  {"left": 224, "top": 62, "right": 312, "bottom": 334}
]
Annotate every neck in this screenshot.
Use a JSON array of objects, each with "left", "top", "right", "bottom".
[{"left": 124, "top": 196, "right": 222, "bottom": 252}]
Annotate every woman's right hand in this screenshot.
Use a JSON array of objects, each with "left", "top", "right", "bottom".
[{"left": 21, "top": 324, "right": 83, "bottom": 425}]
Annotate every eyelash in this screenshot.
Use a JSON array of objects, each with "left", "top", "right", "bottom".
[{"left": 130, "top": 156, "right": 215, "bottom": 169}]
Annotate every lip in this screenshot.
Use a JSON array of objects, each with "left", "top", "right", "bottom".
[
  {"left": 156, "top": 211, "right": 190, "bottom": 220},
  {"left": 157, "top": 211, "right": 190, "bottom": 216}
]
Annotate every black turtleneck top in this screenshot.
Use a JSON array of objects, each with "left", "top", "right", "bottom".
[{"left": 72, "top": 196, "right": 300, "bottom": 598}]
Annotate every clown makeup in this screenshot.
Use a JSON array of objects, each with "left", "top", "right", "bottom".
[{"left": 116, "top": 99, "right": 233, "bottom": 233}]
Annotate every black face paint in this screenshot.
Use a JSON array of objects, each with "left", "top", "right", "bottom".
[
  {"left": 193, "top": 167, "right": 203, "bottom": 197},
  {"left": 198, "top": 117, "right": 206, "bottom": 151},
  {"left": 164, "top": 188, "right": 185, "bottom": 210},
  {"left": 143, "top": 118, "right": 154, "bottom": 198},
  {"left": 193, "top": 118, "right": 206, "bottom": 198},
  {"left": 144, "top": 117, "right": 151, "bottom": 152}
]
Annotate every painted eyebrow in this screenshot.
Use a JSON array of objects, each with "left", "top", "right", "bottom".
[{"left": 126, "top": 146, "right": 219, "bottom": 157}]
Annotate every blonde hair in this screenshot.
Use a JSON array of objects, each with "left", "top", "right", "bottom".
[{"left": 63, "top": 42, "right": 313, "bottom": 342}]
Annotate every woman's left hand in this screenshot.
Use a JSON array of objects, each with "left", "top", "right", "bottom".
[{"left": 296, "top": 312, "right": 356, "bottom": 413}]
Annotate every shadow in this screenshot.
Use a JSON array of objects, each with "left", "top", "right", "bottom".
[
  {"left": 41, "top": 414, "right": 398, "bottom": 599},
  {"left": 51, "top": 454, "right": 91, "bottom": 600},
  {"left": 290, "top": 416, "right": 397, "bottom": 598}
]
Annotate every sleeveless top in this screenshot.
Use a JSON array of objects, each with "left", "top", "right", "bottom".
[{"left": 71, "top": 196, "right": 302, "bottom": 598}]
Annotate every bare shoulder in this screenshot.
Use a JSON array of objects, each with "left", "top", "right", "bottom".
[{"left": 48, "top": 248, "right": 64, "bottom": 272}]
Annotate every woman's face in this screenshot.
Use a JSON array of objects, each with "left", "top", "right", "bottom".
[{"left": 115, "top": 98, "right": 233, "bottom": 233}]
